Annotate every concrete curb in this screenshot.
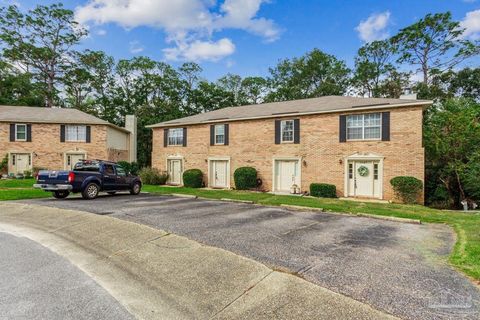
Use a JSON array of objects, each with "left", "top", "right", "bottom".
[
  {"left": 171, "top": 193, "right": 198, "bottom": 199},
  {"left": 356, "top": 213, "right": 421, "bottom": 224},
  {"left": 220, "top": 198, "right": 255, "bottom": 204},
  {"left": 0, "top": 203, "right": 398, "bottom": 320},
  {"left": 281, "top": 204, "right": 324, "bottom": 212}
]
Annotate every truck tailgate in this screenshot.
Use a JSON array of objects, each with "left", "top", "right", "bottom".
[{"left": 37, "top": 170, "right": 70, "bottom": 184}]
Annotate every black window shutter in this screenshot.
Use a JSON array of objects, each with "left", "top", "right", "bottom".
[
  {"left": 183, "top": 127, "right": 187, "bottom": 147},
  {"left": 9, "top": 124, "right": 15, "bottom": 141},
  {"left": 339, "top": 115, "right": 347, "bottom": 142},
  {"left": 293, "top": 119, "right": 300, "bottom": 144},
  {"left": 164, "top": 129, "right": 168, "bottom": 147},
  {"left": 210, "top": 125, "right": 215, "bottom": 146},
  {"left": 224, "top": 124, "right": 229, "bottom": 145},
  {"left": 26, "top": 124, "right": 32, "bottom": 142},
  {"left": 86, "top": 126, "right": 91, "bottom": 143},
  {"left": 274, "top": 120, "right": 281, "bottom": 144},
  {"left": 382, "top": 112, "right": 390, "bottom": 141},
  {"left": 60, "top": 125, "right": 65, "bottom": 142}
]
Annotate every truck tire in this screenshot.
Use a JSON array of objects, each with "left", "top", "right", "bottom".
[
  {"left": 52, "top": 191, "right": 70, "bottom": 199},
  {"left": 130, "top": 182, "right": 141, "bottom": 195},
  {"left": 82, "top": 183, "right": 99, "bottom": 200}
]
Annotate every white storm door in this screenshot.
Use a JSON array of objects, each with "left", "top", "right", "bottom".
[
  {"left": 14, "top": 154, "right": 30, "bottom": 174},
  {"left": 212, "top": 160, "right": 228, "bottom": 188},
  {"left": 276, "top": 160, "right": 298, "bottom": 192},
  {"left": 168, "top": 159, "right": 182, "bottom": 185},
  {"left": 67, "top": 154, "right": 85, "bottom": 170},
  {"left": 354, "top": 161, "right": 374, "bottom": 197}
]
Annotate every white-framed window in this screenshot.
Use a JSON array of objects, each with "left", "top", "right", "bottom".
[
  {"left": 66, "top": 125, "right": 87, "bottom": 142},
  {"left": 15, "top": 124, "right": 27, "bottom": 141},
  {"left": 281, "top": 120, "right": 294, "bottom": 143},
  {"left": 215, "top": 125, "right": 225, "bottom": 145},
  {"left": 168, "top": 128, "right": 184, "bottom": 146},
  {"left": 346, "top": 113, "right": 381, "bottom": 140}
]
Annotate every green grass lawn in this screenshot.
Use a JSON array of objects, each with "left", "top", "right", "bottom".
[
  {"left": 143, "top": 185, "right": 480, "bottom": 282},
  {"left": 0, "top": 178, "right": 50, "bottom": 200}
]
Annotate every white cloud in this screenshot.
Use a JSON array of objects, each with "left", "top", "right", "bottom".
[
  {"left": 96, "top": 29, "right": 107, "bottom": 36},
  {"left": 460, "top": 9, "right": 480, "bottom": 40},
  {"left": 129, "top": 41, "right": 144, "bottom": 54},
  {"left": 163, "top": 38, "right": 235, "bottom": 62},
  {"left": 355, "top": 11, "right": 391, "bottom": 43},
  {"left": 75, "top": 0, "right": 280, "bottom": 61}
]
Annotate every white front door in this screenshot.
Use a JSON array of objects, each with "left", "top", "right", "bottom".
[
  {"left": 348, "top": 160, "right": 380, "bottom": 198},
  {"left": 211, "top": 160, "right": 228, "bottom": 188},
  {"left": 66, "top": 153, "right": 85, "bottom": 170},
  {"left": 167, "top": 159, "right": 182, "bottom": 185},
  {"left": 12, "top": 153, "right": 31, "bottom": 174},
  {"left": 275, "top": 160, "right": 299, "bottom": 192}
]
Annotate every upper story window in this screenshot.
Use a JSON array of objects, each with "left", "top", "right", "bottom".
[
  {"left": 66, "top": 125, "right": 87, "bottom": 142},
  {"left": 347, "top": 113, "right": 381, "bottom": 140},
  {"left": 281, "top": 120, "right": 294, "bottom": 143},
  {"left": 168, "top": 128, "right": 184, "bottom": 146},
  {"left": 215, "top": 125, "right": 225, "bottom": 145},
  {"left": 15, "top": 124, "right": 27, "bottom": 141}
]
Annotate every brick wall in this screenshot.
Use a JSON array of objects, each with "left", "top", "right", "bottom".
[
  {"left": 0, "top": 123, "right": 123, "bottom": 172},
  {"left": 151, "top": 106, "right": 425, "bottom": 202}
]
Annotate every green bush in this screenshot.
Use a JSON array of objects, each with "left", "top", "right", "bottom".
[
  {"left": 183, "top": 169, "right": 203, "bottom": 188},
  {"left": 139, "top": 167, "right": 168, "bottom": 185},
  {"left": 310, "top": 183, "right": 337, "bottom": 198},
  {"left": 117, "top": 161, "right": 140, "bottom": 175},
  {"left": 23, "top": 170, "right": 32, "bottom": 179},
  {"left": 234, "top": 167, "right": 257, "bottom": 190},
  {"left": 390, "top": 176, "right": 423, "bottom": 204},
  {"left": 0, "top": 154, "right": 8, "bottom": 174}
]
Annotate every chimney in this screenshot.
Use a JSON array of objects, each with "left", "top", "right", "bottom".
[
  {"left": 399, "top": 87, "right": 417, "bottom": 100},
  {"left": 125, "top": 115, "right": 137, "bottom": 162}
]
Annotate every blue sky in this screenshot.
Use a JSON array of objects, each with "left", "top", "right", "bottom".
[{"left": 5, "top": 0, "right": 480, "bottom": 80}]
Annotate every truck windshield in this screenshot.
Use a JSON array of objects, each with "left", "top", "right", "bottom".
[{"left": 73, "top": 161, "right": 100, "bottom": 172}]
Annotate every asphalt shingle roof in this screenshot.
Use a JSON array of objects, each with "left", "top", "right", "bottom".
[
  {"left": 0, "top": 105, "right": 129, "bottom": 132},
  {"left": 148, "top": 95, "right": 431, "bottom": 128}
]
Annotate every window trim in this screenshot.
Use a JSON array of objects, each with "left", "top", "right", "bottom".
[
  {"left": 214, "top": 124, "right": 225, "bottom": 145},
  {"left": 167, "top": 128, "right": 184, "bottom": 146},
  {"left": 346, "top": 113, "right": 382, "bottom": 141},
  {"left": 280, "top": 119, "right": 295, "bottom": 143},
  {"left": 65, "top": 125, "right": 87, "bottom": 142},
  {"left": 15, "top": 124, "right": 27, "bottom": 141}
]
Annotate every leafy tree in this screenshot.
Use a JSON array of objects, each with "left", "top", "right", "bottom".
[
  {"left": 449, "top": 68, "right": 480, "bottom": 101},
  {"left": 266, "top": 48, "right": 350, "bottom": 102},
  {"left": 0, "top": 59, "right": 43, "bottom": 106},
  {"left": 191, "top": 81, "right": 235, "bottom": 113},
  {"left": 217, "top": 73, "right": 243, "bottom": 105},
  {"left": 239, "top": 76, "right": 268, "bottom": 104},
  {"left": 0, "top": 3, "right": 87, "bottom": 107},
  {"left": 391, "top": 12, "right": 480, "bottom": 84},
  {"left": 424, "top": 98, "right": 480, "bottom": 206},
  {"left": 353, "top": 40, "right": 396, "bottom": 97}
]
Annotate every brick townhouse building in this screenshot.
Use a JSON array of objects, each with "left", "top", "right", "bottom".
[
  {"left": 0, "top": 105, "right": 137, "bottom": 175},
  {"left": 149, "top": 96, "right": 431, "bottom": 201}
]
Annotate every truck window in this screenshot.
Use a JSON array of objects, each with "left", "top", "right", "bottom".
[
  {"left": 73, "top": 162, "right": 100, "bottom": 172},
  {"left": 104, "top": 164, "right": 115, "bottom": 175},
  {"left": 116, "top": 166, "right": 127, "bottom": 176}
]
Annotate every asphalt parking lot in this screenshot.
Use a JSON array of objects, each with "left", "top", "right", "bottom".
[{"left": 22, "top": 193, "right": 480, "bottom": 320}]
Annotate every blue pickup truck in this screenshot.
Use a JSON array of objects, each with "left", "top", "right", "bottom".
[{"left": 34, "top": 160, "right": 142, "bottom": 200}]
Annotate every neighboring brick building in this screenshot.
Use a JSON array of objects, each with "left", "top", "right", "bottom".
[
  {"left": 149, "top": 96, "right": 431, "bottom": 202},
  {"left": 0, "top": 105, "right": 137, "bottom": 175}
]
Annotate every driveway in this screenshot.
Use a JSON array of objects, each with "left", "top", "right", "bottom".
[
  {"left": 0, "top": 232, "right": 133, "bottom": 320},
  {"left": 22, "top": 194, "right": 480, "bottom": 320}
]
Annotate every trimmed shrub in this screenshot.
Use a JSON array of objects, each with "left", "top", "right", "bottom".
[
  {"left": 390, "top": 176, "right": 423, "bottom": 204},
  {"left": 310, "top": 183, "right": 337, "bottom": 198},
  {"left": 23, "top": 170, "right": 32, "bottom": 179},
  {"left": 117, "top": 161, "right": 140, "bottom": 175},
  {"left": 234, "top": 167, "right": 257, "bottom": 190},
  {"left": 139, "top": 167, "right": 168, "bottom": 185},
  {"left": 183, "top": 169, "right": 203, "bottom": 188}
]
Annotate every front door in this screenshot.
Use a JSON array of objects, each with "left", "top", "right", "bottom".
[
  {"left": 211, "top": 160, "right": 228, "bottom": 188},
  {"left": 167, "top": 159, "right": 182, "bottom": 185},
  {"left": 275, "top": 160, "right": 299, "bottom": 192},
  {"left": 66, "top": 153, "right": 85, "bottom": 170},
  {"left": 348, "top": 160, "right": 380, "bottom": 198},
  {"left": 12, "top": 153, "right": 31, "bottom": 175}
]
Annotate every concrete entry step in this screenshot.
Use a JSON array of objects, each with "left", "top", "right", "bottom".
[{"left": 0, "top": 203, "right": 397, "bottom": 320}]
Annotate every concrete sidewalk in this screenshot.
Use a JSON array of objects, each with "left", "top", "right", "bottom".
[{"left": 0, "top": 202, "right": 397, "bottom": 320}]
